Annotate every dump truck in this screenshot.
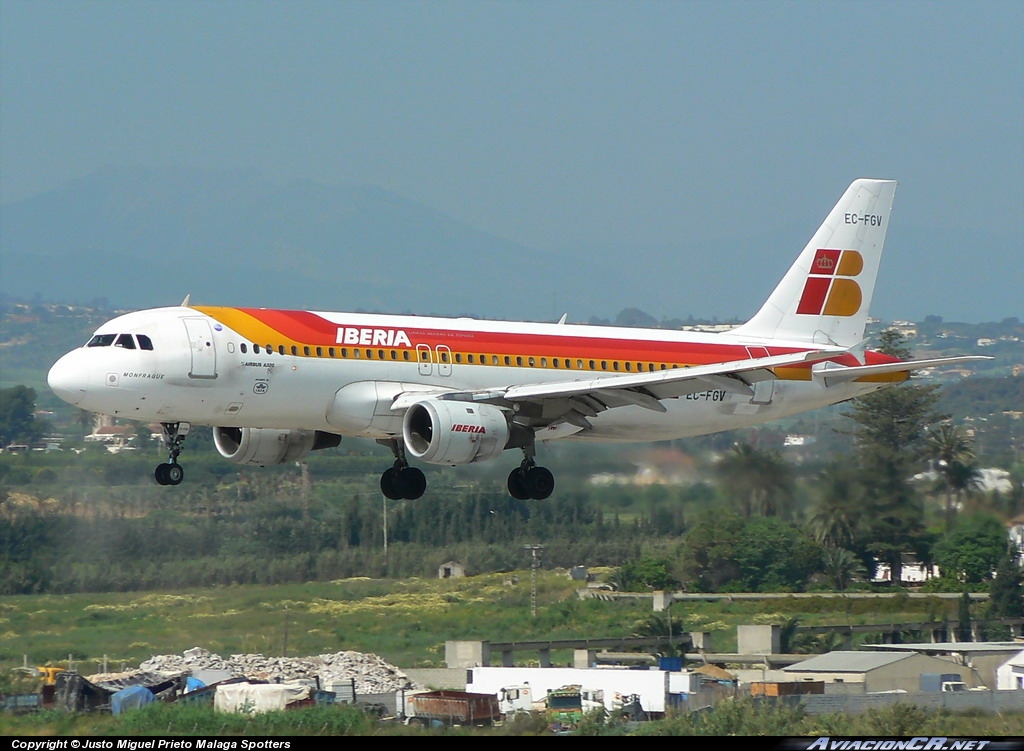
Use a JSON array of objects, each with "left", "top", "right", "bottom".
[
  {"left": 402, "top": 689, "right": 502, "bottom": 727},
  {"left": 546, "top": 685, "right": 584, "bottom": 733}
]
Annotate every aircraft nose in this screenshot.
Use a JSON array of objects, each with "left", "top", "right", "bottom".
[{"left": 47, "top": 352, "right": 88, "bottom": 406}]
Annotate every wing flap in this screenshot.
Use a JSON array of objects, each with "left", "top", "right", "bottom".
[{"left": 502, "top": 350, "right": 835, "bottom": 402}]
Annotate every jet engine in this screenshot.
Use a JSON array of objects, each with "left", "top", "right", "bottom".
[
  {"left": 213, "top": 427, "right": 342, "bottom": 467},
  {"left": 402, "top": 400, "right": 516, "bottom": 466}
]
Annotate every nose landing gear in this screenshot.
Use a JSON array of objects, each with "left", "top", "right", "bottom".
[{"left": 155, "top": 421, "right": 190, "bottom": 486}]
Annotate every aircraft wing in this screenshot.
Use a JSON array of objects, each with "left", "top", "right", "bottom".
[{"left": 390, "top": 349, "right": 839, "bottom": 430}]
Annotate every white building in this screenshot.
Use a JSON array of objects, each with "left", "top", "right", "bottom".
[{"left": 996, "top": 649, "right": 1024, "bottom": 691}]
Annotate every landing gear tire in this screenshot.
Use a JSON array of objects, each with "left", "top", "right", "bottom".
[
  {"left": 524, "top": 465, "right": 554, "bottom": 500},
  {"left": 381, "top": 466, "right": 426, "bottom": 500},
  {"left": 156, "top": 422, "right": 190, "bottom": 487},
  {"left": 155, "top": 462, "right": 184, "bottom": 486},
  {"left": 507, "top": 465, "right": 554, "bottom": 500},
  {"left": 507, "top": 469, "right": 530, "bottom": 500}
]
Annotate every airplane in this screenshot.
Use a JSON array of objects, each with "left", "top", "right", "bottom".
[{"left": 47, "top": 178, "right": 987, "bottom": 500}]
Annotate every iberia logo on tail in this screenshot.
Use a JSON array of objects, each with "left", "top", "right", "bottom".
[{"left": 796, "top": 249, "right": 864, "bottom": 316}]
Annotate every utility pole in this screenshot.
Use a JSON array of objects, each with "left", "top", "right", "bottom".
[
  {"left": 523, "top": 545, "right": 543, "bottom": 618},
  {"left": 382, "top": 493, "right": 388, "bottom": 571}
]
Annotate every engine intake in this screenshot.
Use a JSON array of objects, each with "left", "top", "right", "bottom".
[
  {"left": 403, "top": 400, "right": 513, "bottom": 465},
  {"left": 214, "top": 427, "right": 341, "bottom": 466}
]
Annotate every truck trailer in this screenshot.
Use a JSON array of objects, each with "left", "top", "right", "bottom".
[{"left": 402, "top": 689, "right": 502, "bottom": 727}]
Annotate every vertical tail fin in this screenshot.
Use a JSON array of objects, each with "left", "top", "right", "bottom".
[{"left": 732, "top": 178, "right": 898, "bottom": 348}]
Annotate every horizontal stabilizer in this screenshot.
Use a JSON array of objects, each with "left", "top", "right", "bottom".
[{"left": 813, "top": 356, "right": 992, "bottom": 384}]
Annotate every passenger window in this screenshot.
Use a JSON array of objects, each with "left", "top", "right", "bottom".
[
  {"left": 241, "top": 343, "right": 248, "bottom": 354},
  {"left": 115, "top": 334, "right": 136, "bottom": 349},
  {"left": 254, "top": 344, "right": 261, "bottom": 354},
  {"left": 316, "top": 347, "right": 322, "bottom": 357},
  {"left": 304, "top": 346, "right": 311, "bottom": 356},
  {"left": 137, "top": 334, "right": 154, "bottom": 350}
]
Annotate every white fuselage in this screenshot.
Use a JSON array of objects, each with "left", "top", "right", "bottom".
[{"left": 47, "top": 305, "right": 886, "bottom": 444}]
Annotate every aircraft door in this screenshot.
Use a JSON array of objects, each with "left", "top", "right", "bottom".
[
  {"left": 416, "top": 344, "right": 432, "bottom": 376},
  {"left": 436, "top": 345, "right": 452, "bottom": 377},
  {"left": 183, "top": 318, "right": 218, "bottom": 379}
]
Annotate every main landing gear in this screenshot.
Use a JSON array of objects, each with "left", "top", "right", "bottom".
[
  {"left": 155, "top": 421, "right": 190, "bottom": 486},
  {"left": 377, "top": 439, "right": 555, "bottom": 501},
  {"left": 507, "top": 452, "right": 555, "bottom": 501},
  {"left": 378, "top": 439, "right": 427, "bottom": 500}
]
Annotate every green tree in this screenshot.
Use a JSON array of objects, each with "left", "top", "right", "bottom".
[
  {"left": 933, "top": 512, "right": 1008, "bottom": 584},
  {"left": 821, "top": 546, "right": 868, "bottom": 591},
  {"left": 0, "top": 385, "right": 44, "bottom": 446},
  {"left": 612, "top": 556, "right": 678, "bottom": 591},
  {"left": 927, "top": 422, "right": 980, "bottom": 529},
  {"left": 846, "top": 329, "right": 944, "bottom": 583},
  {"left": 678, "top": 512, "right": 821, "bottom": 592},
  {"left": 957, "top": 590, "right": 974, "bottom": 641},
  {"left": 987, "top": 546, "right": 1024, "bottom": 627},
  {"left": 676, "top": 510, "right": 745, "bottom": 592},
  {"left": 714, "top": 442, "right": 794, "bottom": 518},
  {"left": 808, "top": 462, "right": 866, "bottom": 551},
  {"left": 734, "top": 516, "right": 822, "bottom": 592}
]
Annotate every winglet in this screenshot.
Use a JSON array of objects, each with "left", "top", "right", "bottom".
[{"left": 181, "top": 294, "right": 191, "bottom": 307}]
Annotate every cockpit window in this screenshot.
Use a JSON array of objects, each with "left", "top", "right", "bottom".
[
  {"left": 86, "top": 333, "right": 155, "bottom": 350},
  {"left": 87, "top": 334, "right": 117, "bottom": 347}
]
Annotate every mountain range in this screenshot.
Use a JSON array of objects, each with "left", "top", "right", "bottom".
[{"left": 1, "top": 167, "right": 1018, "bottom": 323}]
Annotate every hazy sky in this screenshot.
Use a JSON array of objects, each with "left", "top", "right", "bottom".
[{"left": 1, "top": 0, "right": 1022, "bottom": 321}]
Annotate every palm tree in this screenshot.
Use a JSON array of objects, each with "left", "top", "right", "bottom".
[
  {"left": 821, "top": 546, "right": 868, "bottom": 591},
  {"left": 808, "top": 462, "right": 865, "bottom": 551},
  {"left": 714, "top": 442, "right": 794, "bottom": 518},
  {"left": 927, "top": 422, "right": 980, "bottom": 529}
]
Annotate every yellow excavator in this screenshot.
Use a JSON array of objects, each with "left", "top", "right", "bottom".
[{"left": 8, "top": 665, "right": 65, "bottom": 710}]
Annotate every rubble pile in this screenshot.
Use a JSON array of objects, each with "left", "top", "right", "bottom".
[{"left": 130, "top": 647, "right": 416, "bottom": 694}]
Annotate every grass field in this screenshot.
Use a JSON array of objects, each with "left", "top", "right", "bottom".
[
  {"left": 2, "top": 573, "right": 1022, "bottom": 736},
  {"left": 1, "top": 570, "right": 978, "bottom": 676}
]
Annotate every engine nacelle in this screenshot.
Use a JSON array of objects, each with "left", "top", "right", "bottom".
[
  {"left": 214, "top": 427, "right": 342, "bottom": 467},
  {"left": 403, "top": 400, "right": 511, "bottom": 466}
]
